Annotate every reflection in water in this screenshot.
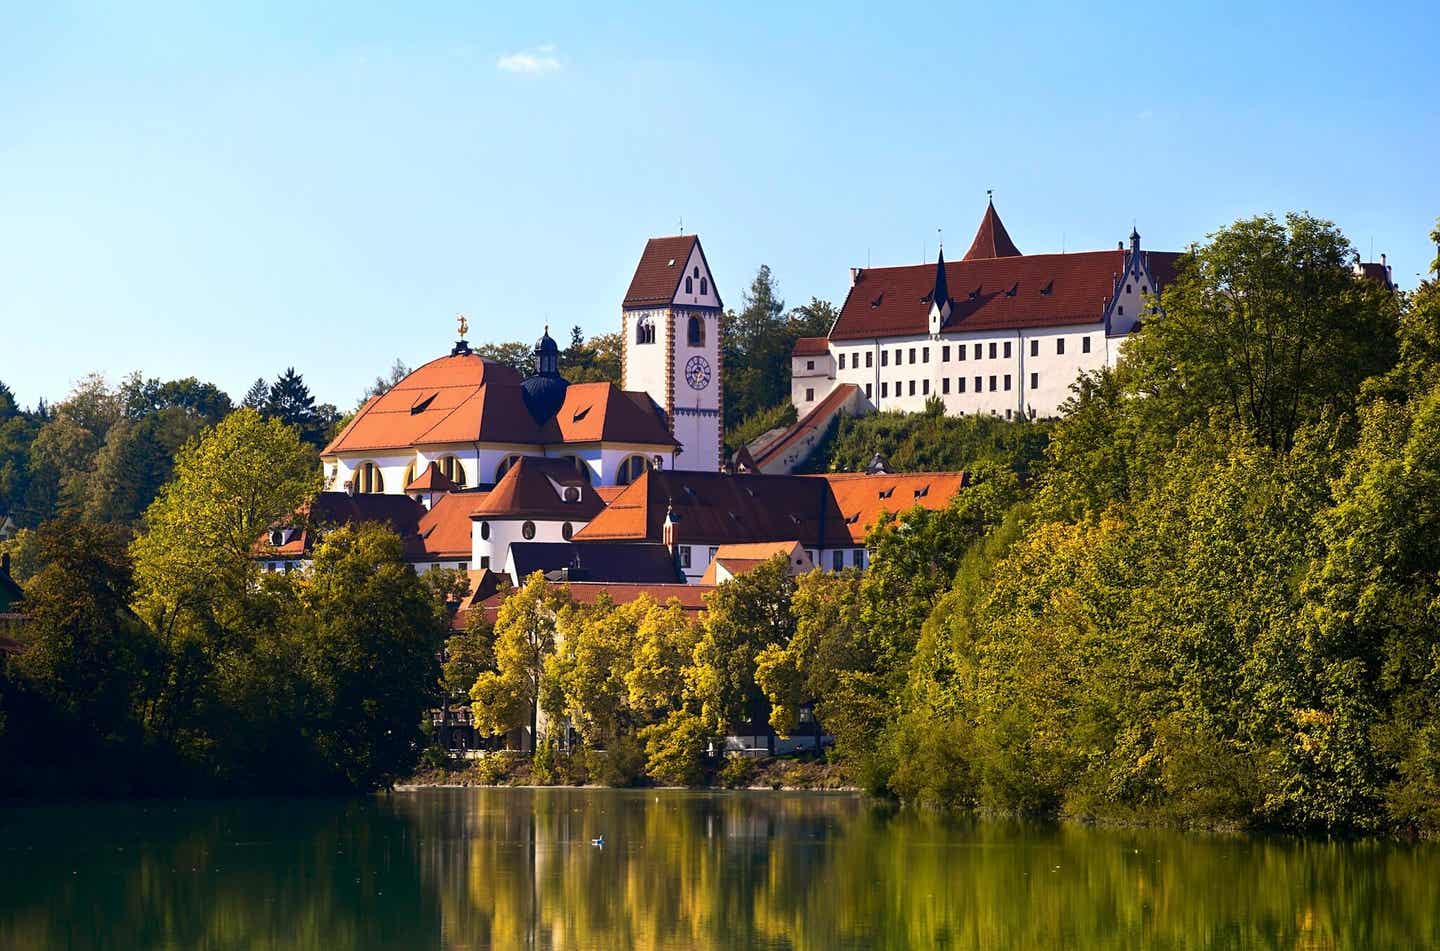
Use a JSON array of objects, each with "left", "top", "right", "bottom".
[{"left": 1, "top": 788, "right": 1437, "bottom": 949}]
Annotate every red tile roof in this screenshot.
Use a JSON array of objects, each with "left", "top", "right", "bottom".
[
  {"left": 624, "top": 236, "right": 699, "bottom": 308},
  {"left": 416, "top": 489, "right": 492, "bottom": 559},
  {"left": 472, "top": 456, "right": 607, "bottom": 521},
  {"left": 820, "top": 471, "right": 968, "bottom": 543},
  {"left": 830, "top": 248, "right": 1182, "bottom": 341},
  {"left": 792, "top": 336, "right": 830, "bottom": 356},
  {"left": 258, "top": 492, "right": 429, "bottom": 559},
  {"left": 323, "top": 353, "right": 675, "bottom": 456},
  {"left": 963, "top": 200, "right": 1023, "bottom": 261},
  {"left": 406, "top": 461, "right": 460, "bottom": 493}
]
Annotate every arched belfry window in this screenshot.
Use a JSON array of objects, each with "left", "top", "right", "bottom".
[
  {"left": 700, "top": 276, "right": 708, "bottom": 296},
  {"left": 635, "top": 316, "right": 655, "bottom": 345},
  {"left": 685, "top": 276, "right": 694, "bottom": 294},
  {"left": 687, "top": 315, "right": 705, "bottom": 347}
]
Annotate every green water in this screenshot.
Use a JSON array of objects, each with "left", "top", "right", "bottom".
[{"left": 0, "top": 788, "right": 1436, "bottom": 950}]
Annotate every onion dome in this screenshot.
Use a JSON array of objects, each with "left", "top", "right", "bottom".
[{"left": 520, "top": 326, "right": 569, "bottom": 424}]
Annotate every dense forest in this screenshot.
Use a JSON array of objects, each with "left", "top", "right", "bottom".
[
  {"left": 449, "top": 213, "right": 1440, "bottom": 837},
  {"left": 6, "top": 212, "right": 1440, "bottom": 840}
]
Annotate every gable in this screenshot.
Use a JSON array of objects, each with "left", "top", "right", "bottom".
[{"left": 672, "top": 241, "right": 722, "bottom": 309}]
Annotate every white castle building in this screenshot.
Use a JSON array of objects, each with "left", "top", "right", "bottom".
[{"left": 759, "top": 201, "right": 1180, "bottom": 473}]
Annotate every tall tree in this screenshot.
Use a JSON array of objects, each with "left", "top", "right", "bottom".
[
  {"left": 1123, "top": 213, "right": 1400, "bottom": 452},
  {"left": 263, "top": 368, "right": 330, "bottom": 448},
  {"left": 470, "top": 572, "right": 570, "bottom": 746}
]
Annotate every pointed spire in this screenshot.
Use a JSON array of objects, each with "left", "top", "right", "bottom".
[
  {"left": 932, "top": 246, "right": 949, "bottom": 311},
  {"left": 1129, "top": 225, "right": 1141, "bottom": 254},
  {"left": 962, "top": 197, "right": 1022, "bottom": 261}
]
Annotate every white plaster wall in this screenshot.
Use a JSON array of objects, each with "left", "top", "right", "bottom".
[
  {"left": 672, "top": 244, "right": 722, "bottom": 309},
  {"left": 669, "top": 304, "right": 721, "bottom": 473},
  {"left": 327, "top": 452, "right": 417, "bottom": 495},
  {"left": 623, "top": 308, "right": 670, "bottom": 407},
  {"left": 475, "top": 517, "right": 591, "bottom": 581},
  {"left": 790, "top": 351, "right": 836, "bottom": 409}
]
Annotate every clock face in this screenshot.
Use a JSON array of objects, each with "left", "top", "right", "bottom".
[{"left": 685, "top": 355, "right": 712, "bottom": 390}]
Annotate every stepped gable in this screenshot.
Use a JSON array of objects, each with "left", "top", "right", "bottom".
[
  {"left": 472, "top": 456, "right": 606, "bottom": 521},
  {"left": 416, "top": 489, "right": 493, "bottom": 559},
  {"left": 963, "top": 199, "right": 1023, "bottom": 260},
  {"left": 624, "top": 235, "right": 699, "bottom": 308},
  {"left": 830, "top": 248, "right": 1182, "bottom": 340}
]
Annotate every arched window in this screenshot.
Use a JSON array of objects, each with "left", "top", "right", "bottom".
[
  {"left": 616, "top": 454, "right": 650, "bottom": 486},
  {"left": 402, "top": 461, "right": 416, "bottom": 489},
  {"left": 495, "top": 454, "right": 523, "bottom": 482},
  {"left": 687, "top": 315, "right": 705, "bottom": 347},
  {"left": 635, "top": 316, "right": 655, "bottom": 345},
  {"left": 355, "top": 462, "right": 383, "bottom": 494},
  {"left": 522, "top": 521, "right": 537, "bottom": 540},
  {"left": 562, "top": 522, "right": 574, "bottom": 541},
  {"left": 685, "top": 276, "right": 694, "bottom": 294},
  {"left": 559, "top": 454, "right": 592, "bottom": 484},
  {"left": 479, "top": 521, "right": 490, "bottom": 541},
  {"left": 440, "top": 455, "right": 466, "bottom": 486},
  {"left": 700, "top": 276, "right": 708, "bottom": 296}
]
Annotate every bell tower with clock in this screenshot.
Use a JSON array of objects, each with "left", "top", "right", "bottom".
[{"left": 621, "top": 234, "right": 724, "bottom": 472}]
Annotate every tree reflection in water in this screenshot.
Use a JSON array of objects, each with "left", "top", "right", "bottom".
[{"left": 1, "top": 789, "right": 1437, "bottom": 949}]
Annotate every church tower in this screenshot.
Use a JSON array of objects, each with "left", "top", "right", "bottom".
[{"left": 621, "top": 235, "right": 723, "bottom": 472}]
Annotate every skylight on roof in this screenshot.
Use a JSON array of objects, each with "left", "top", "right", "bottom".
[
  {"left": 410, "top": 392, "right": 438, "bottom": 414},
  {"left": 572, "top": 406, "right": 591, "bottom": 423},
  {"left": 667, "top": 258, "right": 676, "bottom": 267},
  {"left": 878, "top": 487, "right": 895, "bottom": 499}
]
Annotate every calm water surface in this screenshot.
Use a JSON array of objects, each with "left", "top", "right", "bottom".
[{"left": 1, "top": 787, "right": 1436, "bottom": 950}]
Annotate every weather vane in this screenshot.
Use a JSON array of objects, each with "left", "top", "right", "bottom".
[{"left": 456, "top": 313, "right": 469, "bottom": 339}]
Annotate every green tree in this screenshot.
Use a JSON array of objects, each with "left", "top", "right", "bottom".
[
  {"left": 294, "top": 523, "right": 445, "bottom": 789},
  {"left": 263, "top": 368, "right": 332, "bottom": 448},
  {"left": 689, "top": 556, "right": 795, "bottom": 735},
  {"left": 470, "top": 572, "right": 570, "bottom": 746},
  {"left": 1123, "top": 213, "right": 1399, "bottom": 452}
]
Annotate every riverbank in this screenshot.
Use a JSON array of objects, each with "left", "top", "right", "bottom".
[{"left": 401, "top": 752, "right": 858, "bottom": 792}]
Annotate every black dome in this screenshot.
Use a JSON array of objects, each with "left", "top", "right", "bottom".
[
  {"left": 521, "top": 373, "right": 569, "bottom": 425},
  {"left": 535, "top": 329, "right": 559, "bottom": 355}
]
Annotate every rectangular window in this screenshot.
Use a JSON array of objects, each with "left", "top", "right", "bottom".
[
  {"left": 973, "top": 343, "right": 981, "bottom": 359},
  {"left": 942, "top": 378, "right": 950, "bottom": 394},
  {"left": 1030, "top": 339, "right": 1038, "bottom": 357},
  {"left": 1004, "top": 374, "right": 1012, "bottom": 391},
  {"left": 805, "top": 387, "right": 815, "bottom": 402},
  {"left": 923, "top": 346, "right": 930, "bottom": 363},
  {"left": 1057, "top": 338, "right": 1066, "bottom": 355},
  {"left": 989, "top": 342, "right": 997, "bottom": 359},
  {"left": 709, "top": 546, "right": 719, "bottom": 563},
  {"left": 958, "top": 377, "right": 966, "bottom": 393},
  {"left": 1006, "top": 408, "right": 1013, "bottom": 419},
  {"left": 895, "top": 349, "right": 902, "bottom": 365},
  {"left": 989, "top": 375, "right": 997, "bottom": 391},
  {"left": 479, "top": 557, "right": 489, "bottom": 568},
  {"left": 1082, "top": 336, "right": 1092, "bottom": 354},
  {"left": 838, "top": 353, "right": 846, "bottom": 370},
  {"left": 881, "top": 350, "right": 888, "bottom": 367},
  {"left": 865, "top": 351, "right": 873, "bottom": 368},
  {"left": 1004, "top": 341, "right": 1012, "bottom": 358},
  {"left": 958, "top": 345, "right": 967, "bottom": 361},
  {"left": 806, "top": 359, "right": 815, "bottom": 371},
  {"left": 680, "top": 546, "right": 691, "bottom": 569},
  {"left": 908, "top": 380, "right": 916, "bottom": 396},
  {"left": 881, "top": 382, "right": 888, "bottom": 398},
  {"left": 459, "top": 562, "right": 468, "bottom": 572},
  {"left": 832, "top": 550, "right": 843, "bottom": 570},
  {"left": 1030, "top": 372, "right": 1038, "bottom": 389},
  {"left": 922, "top": 379, "right": 930, "bottom": 395},
  {"left": 942, "top": 345, "right": 950, "bottom": 361},
  {"left": 974, "top": 375, "right": 982, "bottom": 392},
  {"left": 865, "top": 383, "right": 872, "bottom": 399},
  {"left": 908, "top": 347, "right": 916, "bottom": 364}
]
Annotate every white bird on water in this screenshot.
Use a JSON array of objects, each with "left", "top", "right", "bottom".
[{"left": 591, "top": 835, "right": 605, "bottom": 847}]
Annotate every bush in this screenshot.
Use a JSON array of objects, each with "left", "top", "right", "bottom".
[
  {"left": 717, "top": 755, "right": 757, "bottom": 789},
  {"left": 640, "top": 711, "right": 708, "bottom": 786},
  {"left": 585, "top": 734, "right": 645, "bottom": 787}
]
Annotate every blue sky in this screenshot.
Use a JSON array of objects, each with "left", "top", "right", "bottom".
[{"left": 3, "top": 1, "right": 1437, "bottom": 409}]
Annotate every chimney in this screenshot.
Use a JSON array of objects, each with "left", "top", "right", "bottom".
[
  {"left": 850, "top": 267, "right": 864, "bottom": 286},
  {"left": 1118, "top": 241, "right": 1124, "bottom": 251}
]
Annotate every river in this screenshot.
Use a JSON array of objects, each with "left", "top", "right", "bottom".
[{"left": 0, "top": 787, "right": 1436, "bottom": 949}]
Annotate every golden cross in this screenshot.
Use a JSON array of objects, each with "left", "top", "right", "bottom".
[{"left": 456, "top": 313, "right": 469, "bottom": 338}]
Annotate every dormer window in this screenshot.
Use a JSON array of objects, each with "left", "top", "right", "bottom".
[
  {"left": 563, "top": 486, "right": 581, "bottom": 503},
  {"left": 269, "top": 529, "right": 286, "bottom": 547}
]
